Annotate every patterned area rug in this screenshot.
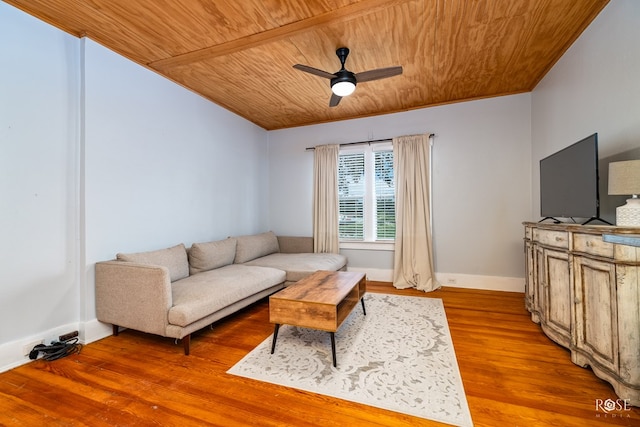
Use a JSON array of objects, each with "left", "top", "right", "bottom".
[{"left": 228, "top": 293, "right": 473, "bottom": 427}]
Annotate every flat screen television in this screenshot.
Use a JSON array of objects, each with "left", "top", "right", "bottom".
[{"left": 539, "top": 133, "right": 606, "bottom": 224}]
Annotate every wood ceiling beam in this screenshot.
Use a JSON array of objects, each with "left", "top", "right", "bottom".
[{"left": 149, "top": 0, "right": 408, "bottom": 71}]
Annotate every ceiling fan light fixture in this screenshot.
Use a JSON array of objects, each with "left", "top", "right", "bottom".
[
  {"left": 331, "top": 80, "right": 356, "bottom": 96},
  {"left": 331, "top": 71, "right": 357, "bottom": 97}
]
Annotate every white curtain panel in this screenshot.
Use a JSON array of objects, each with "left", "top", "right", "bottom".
[
  {"left": 392, "top": 134, "right": 439, "bottom": 292},
  {"left": 313, "top": 144, "right": 340, "bottom": 254}
]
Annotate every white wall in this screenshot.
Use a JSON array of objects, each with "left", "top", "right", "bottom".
[
  {"left": 0, "top": 3, "right": 82, "bottom": 368},
  {"left": 268, "top": 94, "right": 532, "bottom": 288},
  {"left": 0, "top": 3, "right": 270, "bottom": 370},
  {"left": 531, "top": 0, "right": 640, "bottom": 222}
]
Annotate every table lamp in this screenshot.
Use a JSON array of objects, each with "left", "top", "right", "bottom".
[{"left": 608, "top": 159, "right": 640, "bottom": 226}]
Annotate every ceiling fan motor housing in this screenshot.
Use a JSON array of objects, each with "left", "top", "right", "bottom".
[
  {"left": 331, "top": 69, "right": 356, "bottom": 84},
  {"left": 331, "top": 47, "right": 357, "bottom": 96}
]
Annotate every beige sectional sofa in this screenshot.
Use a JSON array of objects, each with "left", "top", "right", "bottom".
[{"left": 95, "top": 232, "right": 347, "bottom": 354}]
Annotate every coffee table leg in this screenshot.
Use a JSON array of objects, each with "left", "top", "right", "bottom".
[
  {"left": 271, "top": 324, "right": 280, "bottom": 354},
  {"left": 330, "top": 332, "right": 337, "bottom": 367},
  {"left": 361, "top": 297, "right": 366, "bottom": 315}
]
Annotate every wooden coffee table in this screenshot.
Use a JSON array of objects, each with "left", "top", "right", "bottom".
[{"left": 269, "top": 270, "right": 366, "bottom": 367}]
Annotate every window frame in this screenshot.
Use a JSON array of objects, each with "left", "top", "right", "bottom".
[{"left": 338, "top": 141, "right": 395, "bottom": 245}]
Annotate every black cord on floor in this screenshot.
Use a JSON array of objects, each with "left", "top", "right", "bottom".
[{"left": 29, "top": 338, "right": 82, "bottom": 361}]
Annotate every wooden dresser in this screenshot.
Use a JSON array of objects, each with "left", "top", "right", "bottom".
[{"left": 523, "top": 222, "right": 640, "bottom": 406}]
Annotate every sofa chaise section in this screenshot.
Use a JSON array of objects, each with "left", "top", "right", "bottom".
[{"left": 235, "top": 232, "right": 347, "bottom": 285}]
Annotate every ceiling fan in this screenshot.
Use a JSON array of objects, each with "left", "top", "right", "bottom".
[{"left": 293, "top": 47, "right": 403, "bottom": 107}]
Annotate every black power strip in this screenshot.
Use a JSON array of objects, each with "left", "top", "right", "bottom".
[{"left": 59, "top": 331, "right": 79, "bottom": 342}]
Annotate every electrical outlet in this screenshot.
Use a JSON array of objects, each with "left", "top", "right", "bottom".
[
  {"left": 447, "top": 278, "right": 457, "bottom": 284},
  {"left": 23, "top": 340, "right": 43, "bottom": 356},
  {"left": 59, "top": 331, "right": 79, "bottom": 342}
]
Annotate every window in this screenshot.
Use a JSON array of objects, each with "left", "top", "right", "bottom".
[{"left": 338, "top": 143, "right": 395, "bottom": 241}]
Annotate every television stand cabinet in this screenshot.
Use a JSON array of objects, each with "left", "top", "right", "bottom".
[{"left": 523, "top": 222, "right": 640, "bottom": 406}]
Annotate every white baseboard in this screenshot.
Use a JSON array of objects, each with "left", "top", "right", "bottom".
[
  {"left": 346, "top": 267, "right": 393, "bottom": 282},
  {"left": 436, "top": 272, "right": 525, "bottom": 293},
  {"left": 84, "top": 318, "right": 114, "bottom": 344},
  {"left": 347, "top": 267, "right": 525, "bottom": 293},
  {"left": 0, "top": 320, "right": 113, "bottom": 373},
  {"left": 0, "top": 322, "right": 81, "bottom": 373}
]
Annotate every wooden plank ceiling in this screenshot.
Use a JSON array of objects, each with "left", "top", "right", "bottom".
[{"left": 6, "top": 0, "right": 609, "bottom": 130}]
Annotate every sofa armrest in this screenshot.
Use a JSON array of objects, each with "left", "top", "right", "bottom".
[
  {"left": 277, "top": 236, "right": 314, "bottom": 254},
  {"left": 95, "top": 260, "right": 173, "bottom": 337}
]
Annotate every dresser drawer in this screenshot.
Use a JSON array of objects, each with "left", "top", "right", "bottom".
[
  {"left": 574, "top": 233, "right": 614, "bottom": 258},
  {"left": 533, "top": 228, "right": 569, "bottom": 249}
]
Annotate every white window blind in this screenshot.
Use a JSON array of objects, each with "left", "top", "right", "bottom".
[
  {"left": 338, "top": 152, "right": 365, "bottom": 239},
  {"left": 374, "top": 149, "right": 395, "bottom": 240}
]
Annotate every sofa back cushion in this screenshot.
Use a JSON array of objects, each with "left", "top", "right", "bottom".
[
  {"left": 234, "top": 231, "right": 280, "bottom": 263},
  {"left": 188, "top": 238, "right": 237, "bottom": 274},
  {"left": 116, "top": 244, "right": 189, "bottom": 282}
]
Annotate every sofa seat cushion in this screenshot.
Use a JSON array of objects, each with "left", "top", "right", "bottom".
[
  {"left": 244, "top": 253, "right": 347, "bottom": 283},
  {"left": 117, "top": 244, "right": 189, "bottom": 282},
  {"left": 168, "top": 264, "right": 285, "bottom": 327}
]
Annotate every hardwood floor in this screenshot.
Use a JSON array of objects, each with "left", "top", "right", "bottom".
[{"left": 1, "top": 283, "right": 638, "bottom": 426}]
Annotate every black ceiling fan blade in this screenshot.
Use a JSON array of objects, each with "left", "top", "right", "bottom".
[
  {"left": 293, "top": 64, "right": 335, "bottom": 79},
  {"left": 356, "top": 66, "right": 403, "bottom": 83},
  {"left": 329, "top": 93, "right": 342, "bottom": 107}
]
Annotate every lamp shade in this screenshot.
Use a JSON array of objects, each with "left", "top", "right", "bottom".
[
  {"left": 608, "top": 160, "right": 640, "bottom": 195},
  {"left": 609, "top": 159, "right": 640, "bottom": 226}
]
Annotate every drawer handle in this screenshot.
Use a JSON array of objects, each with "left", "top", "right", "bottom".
[
  {"left": 555, "top": 237, "right": 564, "bottom": 242},
  {"left": 586, "top": 241, "right": 592, "bottom": 247}
]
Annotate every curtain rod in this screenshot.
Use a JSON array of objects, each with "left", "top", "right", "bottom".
[{"left": 305, "top": 133, "right": 434, "bottom": 151}]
